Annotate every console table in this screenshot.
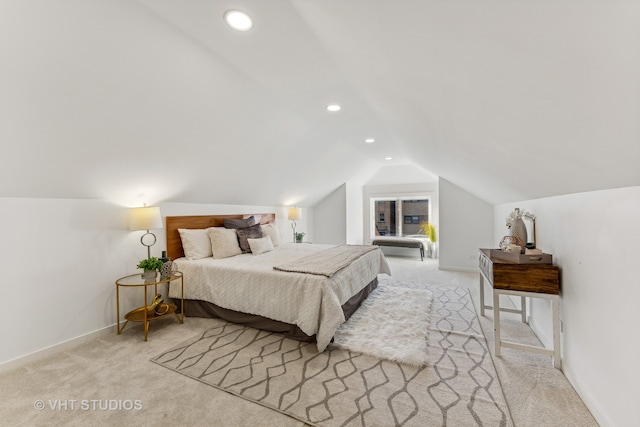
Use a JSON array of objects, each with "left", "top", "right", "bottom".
[{"left": 478, "top": 249, "right": 561, "bottom": 369}]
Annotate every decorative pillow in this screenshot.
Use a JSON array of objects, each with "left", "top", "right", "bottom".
[
  {"left": 260, "top": 223, "right": 282, "bottom": 247},
  {"left": 223, "top": 216, "right": 255, "bottom": 230},
  {"left": 247, "top": 236, "right": 274, "bottom": 255},
  {"left": 208, "top": 227, "right": 242, "bottom": 259},
  {"left": 235, "top": 223, "right": 264, "bottom": 253},
  {"left": 178, "top": 228, "right": 213, "bottom": 260}
]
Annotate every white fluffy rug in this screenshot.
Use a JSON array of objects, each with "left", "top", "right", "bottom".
[{"left": 330, "top": 284, "right": 433, "bottom": 366}]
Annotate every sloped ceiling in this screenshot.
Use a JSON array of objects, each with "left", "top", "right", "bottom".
[{"left": 1, "top": 0, "right": 638, "bottom": 207}]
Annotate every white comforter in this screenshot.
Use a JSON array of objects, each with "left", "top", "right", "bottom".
[{"left": 168, "top": 243, "right": 391, "bottom": 351}]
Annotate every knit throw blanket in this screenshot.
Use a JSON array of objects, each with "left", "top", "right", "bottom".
[{"left": 273, "top": 244, "right": 378, "bottom": 277}]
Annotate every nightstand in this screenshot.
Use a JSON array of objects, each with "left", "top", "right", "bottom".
[{"left": 115, "top": 272, "right": 184, "bottom": 341}]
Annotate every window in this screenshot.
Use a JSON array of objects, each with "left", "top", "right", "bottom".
[
  {"left": 371, "top": 197, "right": 429, "bottom": 238},
  {"left": 404, "top": 215, "right": 423, "bottom": 224}
]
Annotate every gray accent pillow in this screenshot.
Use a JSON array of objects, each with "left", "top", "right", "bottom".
[
  {"left": 236, "top": 223, "right": 264, "bottom": 253},
  {"left": 223, "top": 216, "right": 255, "bottom": 230}
]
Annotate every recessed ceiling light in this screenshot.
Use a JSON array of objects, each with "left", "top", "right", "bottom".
[
  {"left": 224, "top": 10, "right": 253, "bottom": 31},
  {"left": 365, "top": 138, "right": 375, "bottom": 143},
  {"left": 385, "top": 156, "right": 393, "bottom": 160},
  {"left": 326, "top": 104, "right": 341, "bottom": 112}
]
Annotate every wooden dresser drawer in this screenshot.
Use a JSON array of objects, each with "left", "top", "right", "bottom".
[
  {"left": 479, "top": 249, "right": 560, "bottom": 295},
  {"left": 492, "top": 264, "right": 559, "bottom": 294}
]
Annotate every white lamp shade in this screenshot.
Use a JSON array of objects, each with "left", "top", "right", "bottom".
[
  {"left": 287, "top": 207, "right": 301, "bottom": 221},
  {"left": 129, "top": 206, "right": 163, "bottom": 231}
]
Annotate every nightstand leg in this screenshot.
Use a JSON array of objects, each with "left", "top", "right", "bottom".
[
  {"left": 116, "top": 284, "right": 121, "bottom": 334},
  {"left": 180, "top": 276, "right": 184, "bottom": 323},
  {"left": 143, "top": 286, "right": 148, "bottom": 341}
]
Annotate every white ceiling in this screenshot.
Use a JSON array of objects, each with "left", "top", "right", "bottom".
[{"left": 1, "top": 0, "right": 638, "bottom": 207}]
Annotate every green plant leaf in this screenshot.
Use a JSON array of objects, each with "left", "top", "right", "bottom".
[{"left": 136, "top": 256, "right": 164, "bottom": 271}]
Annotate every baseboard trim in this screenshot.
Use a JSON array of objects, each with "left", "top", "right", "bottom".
[
  {"left": 0, "top": 324, "right": 115, "bottom": 374},
  {"left": 527, "top": 310, "right": 612, "bottom": 426},
  {"left": 563, "top": 361, "right": 614, "bottom": 427}
]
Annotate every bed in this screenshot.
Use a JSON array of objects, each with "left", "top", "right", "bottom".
[{"left": 165, "top": 213, "right": 391, "bottom": 351}]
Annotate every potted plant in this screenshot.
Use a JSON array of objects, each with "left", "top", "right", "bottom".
[
  {"left": 137, "top": 257, "right": 163, "bottom": 280},
  {"left": 419, "top": 222, "right": 438, "bottom": 258},
  {"left": 295, "top": 232, "right": 305, "bottom": 243}
]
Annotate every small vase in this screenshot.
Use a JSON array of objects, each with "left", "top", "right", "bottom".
[
  {"left": 429, "top": 241, "right": 438, "bottom": 259},
  {"left": 510, "top": 218, "right": 528, "bottom": 247}
]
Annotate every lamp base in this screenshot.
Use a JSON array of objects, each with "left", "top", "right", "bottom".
[{"left": 140, "top": 230, "right": 157, "bottom": 259}]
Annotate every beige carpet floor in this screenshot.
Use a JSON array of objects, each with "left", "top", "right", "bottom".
[{"left": 0, "top": 255, "right": 598, "bottom": 426}]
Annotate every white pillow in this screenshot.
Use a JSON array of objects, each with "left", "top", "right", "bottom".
[
  {"left": 208, "top": 227, "right": 242, "bottom": 259},
  {"left": 178, "top": 228, "right": 213, "bottom": 260},
  {"left": 260, "top": 224, "right": 282, "bottom": 247},
  {"left": 247, "top": 236, "right": 274, "bottom": 255}
]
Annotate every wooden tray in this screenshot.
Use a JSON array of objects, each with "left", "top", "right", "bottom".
[{"left": 490, "top": 249, "right": 552, "bottom": 264}]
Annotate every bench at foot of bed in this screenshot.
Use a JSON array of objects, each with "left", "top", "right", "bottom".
[{"left": 372, "top": 237, "right": 428, "bottom": 261}]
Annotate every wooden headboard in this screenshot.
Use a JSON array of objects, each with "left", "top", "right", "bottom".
[{"left": 165, "top": 213, "right": 276, "bottom": 260}]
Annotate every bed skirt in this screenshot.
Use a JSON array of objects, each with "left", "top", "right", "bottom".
[{"left": 178, "top": 277, "right": 378, "bottom": 342}]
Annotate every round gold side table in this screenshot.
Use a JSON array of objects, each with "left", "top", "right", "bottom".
[{"left": 115, "top": 272, "right": 184, "bottom": 341}]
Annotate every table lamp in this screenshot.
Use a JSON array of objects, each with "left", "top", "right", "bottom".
[
  {"left": 129, "top": 206, "right": 163, "bottom": 259},
  {"left": 287, "top": 207, "right": 301, "bottom": 243}
]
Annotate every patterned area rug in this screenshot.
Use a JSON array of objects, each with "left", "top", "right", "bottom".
[{"left": 151, "top": 280, "right": 513, "bottom": 427}]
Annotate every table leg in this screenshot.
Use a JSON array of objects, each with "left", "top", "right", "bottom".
[
  {"left": 116, "top": 284, "right": 120, "bottom": 334},
  {"left": 143, "top": 285, "right": 148, "bottom": 341},
  {"left": 180, "top": 276, "right": 184, "bottom": 322},
  {"left": 493, "top": 289, "right": 501, "bottom": 357},
  {"left": 479, "top": 274, "right": 485, "bottom": 317},
  {"left": 552, "top": 296, "right": 562, "bottom": 369},
  {"left": 521, "top": 296, "right": 527, "bottom": 323}
]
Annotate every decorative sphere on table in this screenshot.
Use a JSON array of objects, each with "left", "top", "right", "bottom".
[{"left": 160, "top": 261, "right": 173, "bottom": 279}]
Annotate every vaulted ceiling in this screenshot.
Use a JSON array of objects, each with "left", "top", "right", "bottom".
[{"left": 1, "top": 1, "right": 638, "bottom": 207}]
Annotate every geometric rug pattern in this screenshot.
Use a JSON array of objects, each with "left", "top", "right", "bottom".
[{"left": 152, "top": 279, "right": 513, "bottom": 426}]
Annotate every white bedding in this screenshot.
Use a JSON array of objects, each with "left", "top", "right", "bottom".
[{"left": 168, "top": 243, "right": 391, "bottom": 351}]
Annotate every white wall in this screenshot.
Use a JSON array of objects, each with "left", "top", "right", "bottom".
[
  {"left": 438, "top": 178, "right": 494, "bottom": 271},
  {"left": 346, "top": 182, "right": 364, "bottom": 245},
  {"left": 494, "top": 186, "right": 640, "bottom": 427},
  {"left": 313, "top": 184, "right": 347, "bottom": 245},
  {"left": 0, "top": 198, "right": 307, "bottom": 367},
  {"left": 1, "top": 198, "right": 131, "bottom": 366}
]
